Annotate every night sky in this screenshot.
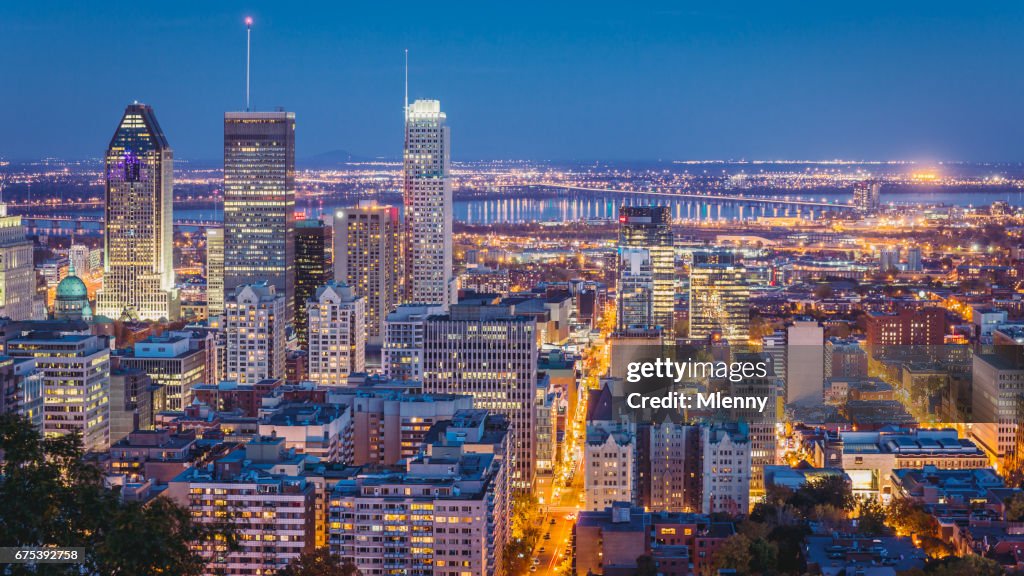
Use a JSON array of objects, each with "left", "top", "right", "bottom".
[{"left": 3, "top": 1, "right": 1024, "bottom": 162}]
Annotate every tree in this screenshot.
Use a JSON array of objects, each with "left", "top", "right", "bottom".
[
  {"left": 279, "top": 549, "right": 360, "bottom": 576},
  {"left": 704, "top": 534, "right": 753, "bottom": 576},
  {"left": 856, "top": 497, "right": 888, "bottom": 535},
  {"left": 887, "top": 497, "right": 938, "bottom": 539},
  {"left": 635, "top": 554, "right": 658, "bottom": 576},
  {"left": 0, "top": 414, "right": 236, "bottom": 576},
  {"left": 1004, "top": 492, "right": 1024, "bottom": 522},
  {"left": 926, "top": 555, "right": 1003, "bottom": 576}
]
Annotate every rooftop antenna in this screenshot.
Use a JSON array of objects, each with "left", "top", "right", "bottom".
[
  {"left": 404, "top": 48, "right": 409, "bottom": 119},
  {"left": 245, "top": 16, "right": 253, "bottom": 111}
]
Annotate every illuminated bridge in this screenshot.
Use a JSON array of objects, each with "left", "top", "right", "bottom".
[
  {"left": 497, "top": 183, "right": 857, "bottom": 211},
  {"left": 21, "top": 216, "right": 222, "bottom": 237}
]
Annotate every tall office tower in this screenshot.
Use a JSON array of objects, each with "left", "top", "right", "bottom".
[
  {"left": 689, "top": 262, "right": 750, "bottom": 343},
  {"left": 787, "top": 320, "right": 824, "bottom": 406},
  {"left": 382, "top": 303, "right": 445, "bottom": 381},
  {"left": 294, "top": 218, "right": 332, "bottom": 348},
  {"left": 422, "top": 296, "right": 538, "bottom": 489},
  {"left": 853, "top": 180, "right": 882, "bottom": 213},
  {"left": 334, "top": 201, "right": 402, "bottom": 344},
  {"left": 96, "top": 103, "right": 179, "bottom": 321},
  {"left": 616, "top": 247, "right": 654, "bottom": 330},
  {"left": 223, "top": 111, "right": 296, "bottom": 322},
  {"left": 224, "top": 283, "right": 286, "bottom": 384},
  {"left": 307, "top": 281, "right": 365, "bottom": 385},
  {"left": 701, "top": 422, "right": 751, "bottom": 515},
  {"left": 403, "top": 99, "right": 452, "bottom": 306},
  {"left": 618, "top": 206, "right": 674, "bottom": 332},
  {"left": 206, "top": 228, "right": 224, "bottom": 318},
  {"left": 0, "top": 203, "right": 41, "bottom": 321},
  {"left": 7, "top": 331, "right": 112, "bottom": 452}
]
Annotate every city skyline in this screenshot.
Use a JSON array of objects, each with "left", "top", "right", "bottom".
[{"left": 5, "top": 2, "right": 1024, "bottom": 163}]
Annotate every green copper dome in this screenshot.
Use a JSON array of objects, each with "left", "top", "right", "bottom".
[{"left": 56, "top": 274, "right": 88, "bottom": 300}]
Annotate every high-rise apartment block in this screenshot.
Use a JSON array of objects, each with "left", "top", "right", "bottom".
[
  {"left": 307, "top": 281, "right": 365, "bottom": 385},
  {"left": 224, "top": 283, "right": 287, "bottom": 384},
  {"left": 334, "top": 201, "right": 401, "bottom": 344}
]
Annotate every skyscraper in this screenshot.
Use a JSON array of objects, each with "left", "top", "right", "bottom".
[
  {"left": 223, "top": 111, "right": 296, "bottom": 322},
  {"left": 224, "top": 283, "right": 286, "bottom": 384},
  {"left": 618, "top": 206, "right": 674, "bottom": 332},
  {"left": 853, "top": 180, "right": 881, "bottom": 213},
  {"left": 295, "top": 218, "right": 332, "bottom": 348},
  {"left": 616, "top": 247, "right": 654, "bottom": 330},
  {"left": 689, "top": 262, "right": 750, "bottom": 343},
  {"left": 0, "top": 203, "right": 42, "bottom": 321},
  {"left": 334, "top": 201, "right": 401, "bottom": 344},
  {"left": 206, "top": 227, "right": 224, "bottom": 318},
  {"left": 96, "top": 103, "right": 179, "bottom": 321},
  {"left": 403, "top": 99, "right": 452, "bottom": 306},
  {"left": 307, "top": 280, "right": 365, "bottom": 385}
]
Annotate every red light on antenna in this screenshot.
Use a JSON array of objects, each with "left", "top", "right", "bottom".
[{"left": 245, "top": 16, "right": 253, "bottom": 26}]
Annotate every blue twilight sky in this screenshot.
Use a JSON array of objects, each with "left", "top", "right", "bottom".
[{"left": 2, "top": 1, "right": 1024, "bottom": 163}]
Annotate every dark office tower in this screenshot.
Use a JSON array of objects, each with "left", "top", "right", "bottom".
[
  {"left": 223, "top": 111, "right": 296, "bottom": 322},
  {"left": 96, "top": 103, "right": 179, "bottom": 321},
  {"left": 294, "top": 218, "right": 332, "bottom": 348},
  {"left": 617, "top": 206, "right": 674, "bottom": 333}
]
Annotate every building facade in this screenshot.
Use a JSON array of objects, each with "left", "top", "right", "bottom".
[
  {"left": 334, "top": 201, "right": 402, "bottom": 344},
  {"left": 618, "top": 206, "right": 674, "bottom": 332},
  {"left": 224, "top": 283, "right": 287, "bottom": 384},
  {"left": 295, "top": 218, "right": 332, "bottom": 348},
  {"left": 403, "top": 100, "right": 453, "bottom": 306},
  {"left": 223, "top": 111, "right": 296, "bottom": 322},
  {"left": 307, "top": 281, "right": 366, "bottom": 385},
  {"left": 96, "top": 103, "right": 178, "bottom": 321}
]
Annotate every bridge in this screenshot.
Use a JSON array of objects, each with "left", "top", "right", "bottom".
[
  {"left": 20, "top": 216, "right": 223, "bottom": 237},
  {"left": 497, "top": 183, "right": 856, "bottom": 211}
]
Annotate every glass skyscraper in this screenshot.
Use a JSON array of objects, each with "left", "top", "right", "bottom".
[
  {"left": 223, "top": 111, "right": 296, "bottom": 322},
  {"left": 96, "top": 103, "right": 179, "bottom": 321},
  {"left": 294, "top": 217, "right": 332, "bottom": 349},
  {"left": 403, "top": 100, "right": 452, "bottom": 307},
  {"left": 618, "top": 205, "right": 674, "bottom": 332}
]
